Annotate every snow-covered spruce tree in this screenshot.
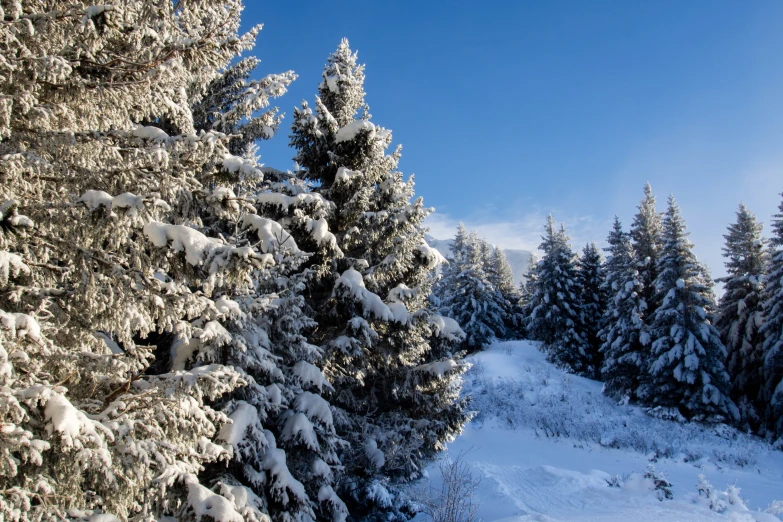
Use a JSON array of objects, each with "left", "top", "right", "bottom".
[
  {"left": 527, "top": 216, "right": 592, "bottom": 376},
  {"left": 599, "top": 218, "right": 647, "bottom": 402},
  {"left": 519, "top": 252, "right": 539, "bottom": 326},
  {"left": 714, "top": 203, "right": 767, "bottom": 432},
  {"left": 760, "top": 192, "right": 783, "bottom": 444},
  {"left": 488, "top": 245, "right": 524, "bottom": 338},
  {"left": 191, "top": 56, "right": 296, "bottom": 157},
  {"left": 287, "top": 39, "right": 469, "bottom": 519},
  {"left": 0, "top": 1, "right": 306, "bottom": 519},
  {"left": 637, "top": 196, "right": 737, "bottom": 423},
  {"left": 630, "top": 183, "right": 664, "bottom": 318},
  {"left": 438, "top": 229, "right": 507, "bottom": 349},
  {"left": 183, "top": 48, "right": 352, "bottom": 521},
  {"left": 578, "top": 242, "right": 606, "bottom": 378}
]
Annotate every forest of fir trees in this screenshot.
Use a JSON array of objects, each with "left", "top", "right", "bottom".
[
  {"left": 437, "top": 182, "right": 783, "bottom": 447},
  {"left": 2, "top": 2, "right": 783, "bottom": 522},
  {"left": 0, "top": 2, "right": 470, "bottom": 521}
]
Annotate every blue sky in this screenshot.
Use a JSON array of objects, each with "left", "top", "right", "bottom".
[{"left": 242, "top": 1, "right": 783, "bottom": 284}]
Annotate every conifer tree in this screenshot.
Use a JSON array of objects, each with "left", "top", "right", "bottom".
[
  {"left": 438, "top": 230, "right": 507, "bottom": 348},
  {"left": 287, "top": 39, "right": 469, "bottom": 518},
  {"left": 599, "top": 218, "right": 647, "bottom": 401},
  {"left": 715, "top": 204, "right": 767, "bottom": 431},
  {"left": 0, "top": 1, "right": 303, "bottom": 519},
  {"left": 486, "top": 244, "right": 523, "bottom": 338},
  {"left": 192, "top": 57, "right": 296, "bottom": 156},
  {"left": 638, "top": 197, "right": 737, "bottom": 422},
  {"left": 578, "top": 242, "right": 607, "bottom": 378},
  {"left": 490, "top": 246, "right": 517, "bottom": 298},
  {"left": 189, "top": 68, "right": 349, "bottom": 522},
  {"left": 760, "top": 192, "right": 783, "bottom": 444},
  {"left": 519, "top": 253, "right": 539, "bottom": 324},
  {"left": 630, "top": 183, "right": 664, "bottom": 314},
  {"left": 528, "top": 217, "right": 592, "bottom": 376}
]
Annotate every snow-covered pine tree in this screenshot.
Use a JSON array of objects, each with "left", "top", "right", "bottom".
[
  {"left": 526, "top": 216, "right": 561, "bottom": 345},
  {"left": 438, "top": 230, "right": 507, "bottom": 349},
  {"left": 192, "top": 57, "right": 297, "bottom": 156},
  {"left": 0, "top": 1, "right": 302, "bottom": 519},
  {"left": 287, "top": 39, "right": 469, "bottom": 518},
  {"left": 578, "top": 242, "right": 607, "bottom": 378},
  {"left": 183, "top": 42, "right": 351, "bottom": 521},
  {"left": 630, "top": 183, "right": 664, "bottom": 317},
  {"left": 528, "top": 216, "right": 592, "bottom": 376},
  {"left": 637, "top": 196, "right": 737, "bottom": 423},
  {"left": 519, "top": 252, "right": 539, "bottom": 322},
  {"left": 599, "top": 218, "right": 647, "bottom": 401},
  {"left": 489, "top": 245, "right": 524, "bottom": 338},
  {"left": 714, "top": 203, "right": 767, "bottom": 432},
  {"left": 760, "top": 192, "right": 783, "bottom": 444}
]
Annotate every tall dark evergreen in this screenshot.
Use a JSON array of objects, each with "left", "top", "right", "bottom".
[
  {"left": 578, "top": 242, "right": 607, "bottom": 378},
  {"left": 599, "top": 218, "right": 647, "bottom": 402},
  {"left": 528, "top": 216, "right": 592, "bottom": 376},
  {"left": 286, "top": 39, "right": 470, "bottom": 518},
  {"left": 638, "top": 197, "right": 737, "bottom": 423},
  {"left": 630, "top": 183, "right": 663, "bottom": 315},
  {"left": 715, "top": 204, "right": 767, "bottom": 432},
  {"left": 760, "top": 192, "right": 783, "bottom": 444}
]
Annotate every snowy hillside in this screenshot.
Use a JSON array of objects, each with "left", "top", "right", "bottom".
[
  {"left": 418, "top": 341, "right": 783, "bottom": 521},
  {"left": 425, "top": 234, "right": 533, "bottom": 286}
]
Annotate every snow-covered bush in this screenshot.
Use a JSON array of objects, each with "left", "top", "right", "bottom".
[{"left": 643, "top": 465, "right": 673, "bottom": 501}]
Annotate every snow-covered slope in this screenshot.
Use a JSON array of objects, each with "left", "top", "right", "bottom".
[
  {"left": 418, "top": 341, "right": 783, "bottom": 521},
  {"left": 425, "top": 234, "right": 532, "bottom": 286}
]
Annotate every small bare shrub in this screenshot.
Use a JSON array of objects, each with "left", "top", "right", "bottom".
[{"left": 416, "top": 451, "right": 480, "bottom": 522}]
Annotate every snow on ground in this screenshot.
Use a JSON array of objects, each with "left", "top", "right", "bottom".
[{"left": 418, "top": 340, "right": 783, "bottom": 521}]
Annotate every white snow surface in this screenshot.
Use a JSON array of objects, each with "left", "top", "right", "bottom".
[{"left": 418, "top": 340, "right": 783, "bottom": 522}]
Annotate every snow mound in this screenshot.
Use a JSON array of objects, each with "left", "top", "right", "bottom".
[
  {"left": 418, "top": 340, "right": 783, "bottom": 522},
  {"left": 335, "top": 120, "right": 375, "bottom": 143}
]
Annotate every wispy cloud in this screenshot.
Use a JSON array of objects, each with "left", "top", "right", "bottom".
[{"left": 425, "top": 209, "right": 611, "bottom": 255}]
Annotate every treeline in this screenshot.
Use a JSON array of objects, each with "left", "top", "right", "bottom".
[
  {"left": 450, "top": 183, "right": 782, "bottom": 444},
  {"left": 0, "top": 3, "right": 468, "bottom": 521},
  {"left": 433, "top": 224, "right": 525, "bottom": 348}
]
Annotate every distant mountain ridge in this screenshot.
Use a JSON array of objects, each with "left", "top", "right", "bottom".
[{"left": 425, "top": 234, "right": 533, "bottom": 287}]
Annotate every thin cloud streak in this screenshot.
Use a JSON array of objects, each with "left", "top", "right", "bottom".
[{"left": 425, "top": 211, "right": 612, "bottom": 256}]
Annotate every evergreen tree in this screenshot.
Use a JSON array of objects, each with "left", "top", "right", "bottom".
[
  {"left": 0, "top": 1, "right": 301, "bottom": 519},
  {"left": 760, "top": 192, "right": 783, "bottom": 444},
  {"left": 287, "top": 39, "right": 469, "bottom": 518},
  {"left": 715, "top": 204, "right": 767, "bottom": 432},
  {"left": 528, "top": 217, "right": 592, "bottom": 376},
  {"left": 519, "top": 253, "right": 539, "bottom": 322},
  {"left": 438, "top": 230, "right": 507, "bottom": 349},
  {"left": 638, "top": 197, "right": 737, "bottom": 423},
  {"left": 487, "top": 245, "right": 524, "bottom": 338},
  {"left": 192, "top": 57, "right": 297, "bottom": 156},
  {"left": 630, "top": 183, "right": 664, "bottom": 314},
  {"left": 578, "top": 242, "right": 607, "bottom": 378},
  {"left": 599, "top": 218, "right": 647, "bottom": 401},
  {"left": 190, "top": 78, "right": 348, "bottom": 521},
  {"left": 490, "top": 247, "right": 517, "bottom": 298}
]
